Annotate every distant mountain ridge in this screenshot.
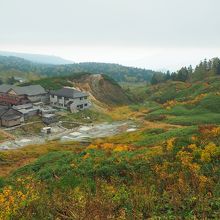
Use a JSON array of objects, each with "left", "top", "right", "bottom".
[
  {"left": 0, "top": 54, "right": 159, "bottom": 82},
  {"left": 0, "top": 51, "right": 73, "bottom": 65}
]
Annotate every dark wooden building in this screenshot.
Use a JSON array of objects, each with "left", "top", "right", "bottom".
[
  {"left": 0, "top": 93, "right": 29, "bottom": 106},
  {"left": 0, "top": 84, "right": 48, "bottom": 106},
  {"left": 0, "top": 107, "right": 24, "bottom": 127}
]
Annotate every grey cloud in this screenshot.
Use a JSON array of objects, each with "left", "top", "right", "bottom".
[{"left": 0, "top": 0, "right": 220, "bottom": 47}]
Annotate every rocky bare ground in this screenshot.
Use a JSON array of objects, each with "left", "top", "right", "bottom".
[{"left": 0, "top": 121, "right": 137, "bottom": 150}]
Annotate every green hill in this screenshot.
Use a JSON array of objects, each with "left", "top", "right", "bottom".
[
  {"left": 135, "top": 75, "right": 220, "bottom": 126},
  {"left": 0, "top": 55, "right": 158, "bottom": 83},
  {"left": 150, "top": 57, "right": 220, "bottom": 84}
]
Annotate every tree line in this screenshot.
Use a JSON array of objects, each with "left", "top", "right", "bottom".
[
  {"left": 151, "top": 57, "right": 220, "bottom": 84},
  {"left": 0, "top": 56, "right": 158, "bottom": 83}
]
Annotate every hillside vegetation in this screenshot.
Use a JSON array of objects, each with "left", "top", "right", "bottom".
[
  {"left": 0, "top": 59, "right": 220, "bottom": 219},
  {"left": 0, "top": 55, "right": 158, "bottom": 83},
  {"left": 0, "top": 56, "right": 41, "bottom": 82},
  {"left": 144, "top": 76, "right": 220, "bottom": 126},
  {"left": 151, "top": 57, "right": 220, "bottom": 84},
  {"left": 0, "top": 124, "right": 220, "bottom": 219}
]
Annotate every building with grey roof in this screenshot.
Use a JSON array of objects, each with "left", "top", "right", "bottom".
[
  {"left": 0, "top": 106, "right": 24, "bottom": 127},
  {"left": 0, "top": 84, "right": 48, "bottom": 103},
  {"left": 50, "top": 87, "right": 88, "bottom": 99},
  {"left": 49, "top": 87, "right": 91, "bottom": 112}
]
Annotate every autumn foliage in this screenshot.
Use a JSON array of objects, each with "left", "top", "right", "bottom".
[{"left": 0, "top": 124, "right": 219, "bottom": 219}]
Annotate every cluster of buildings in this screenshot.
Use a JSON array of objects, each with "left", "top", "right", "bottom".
[{"left": 0, "top": 84, "right": 91, "bottom": 127}]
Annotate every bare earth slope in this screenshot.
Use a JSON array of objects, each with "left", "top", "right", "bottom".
[{"left": 70, "top": 74, "right": 132, "bottom": 106}]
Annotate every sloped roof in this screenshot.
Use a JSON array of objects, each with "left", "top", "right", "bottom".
[
  {"left": 1, "top": 108, "right": 23, "bottom": 120},
  {"left": 0, "top": 85, "right": 12, "bottom": 93},
  {"left": 0, "top": 84, "right": 47, "bottom": 96},
  {"left": 0, "top": 106, "right": 9, "bottom": 116},
  {"left": 13, "top": 103, "right": 33, "bottom": 110},
  {"left": 50, "top": 87, "right": 88, "bottom": 99}
]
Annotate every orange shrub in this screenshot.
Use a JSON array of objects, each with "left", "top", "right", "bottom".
[{"left": 0, "top": 176, "right": 40, "bottom": 219}]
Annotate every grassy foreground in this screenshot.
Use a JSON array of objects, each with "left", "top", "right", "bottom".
[{"left": 0, "top": 124, "right": 220, "bottom": 219}]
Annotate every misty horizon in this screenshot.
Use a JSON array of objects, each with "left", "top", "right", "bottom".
[
  {"left": 0, "top": 48, "right": 219, "bottom": 72},
  {"left": 0, "top": 0, "right": 220, "bottom": 71}
]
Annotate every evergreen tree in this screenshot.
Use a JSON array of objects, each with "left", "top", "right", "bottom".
[
  {"left": 171, "top": 72, "right": 177, "bottom": 81},
  {"left": 165, "top": 71, "right": 171, "bottom": 80},
  {"left": 212, "top": 58, "right": 220, "bottom": 75},
  {"left": 151, "top": 73, "right": 165, "bottom": 85},
  {"left": 176, "top": 67, "right": 189, "bottom": 82},
  {"left": 7, "top": 76, "right": 18, "bottom": 85}
]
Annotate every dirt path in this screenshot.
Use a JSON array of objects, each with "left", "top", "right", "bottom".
[
  {"left": 143, "top": 120, "right": 184, "bottom": 130},
  {"left": 0, "top": 129, "right": 16, "bottom": 142}
]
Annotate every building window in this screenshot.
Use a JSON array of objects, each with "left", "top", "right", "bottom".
[
  {"left": 77, "top": 104, "right": 83, "bottom": 109},
  {"left": 84, "top": 103, "right": 88, "bottom": 107}
]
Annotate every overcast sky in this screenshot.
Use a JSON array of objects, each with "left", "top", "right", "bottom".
[{"left": 0, "top": 0, "right": 219, "bottom": 70}]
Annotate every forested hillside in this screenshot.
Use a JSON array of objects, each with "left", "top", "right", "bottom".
[
  {"left": 151, "top": 57, "right": 220, "bottom": 84},
  {"left": 0, "top": 55, "right": 157, "bottom": 82},
  {"left": 0, "top": 56, "right": 41, "bottom": 82}
]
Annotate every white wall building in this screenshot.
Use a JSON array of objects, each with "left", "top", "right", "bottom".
[{"left": 49, "top": 87, "right": 91, "bottom": 112}]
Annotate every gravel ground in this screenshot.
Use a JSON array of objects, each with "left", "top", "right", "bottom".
[{"left": 0, "top": 121, "right": 137, "bottom": 150}]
